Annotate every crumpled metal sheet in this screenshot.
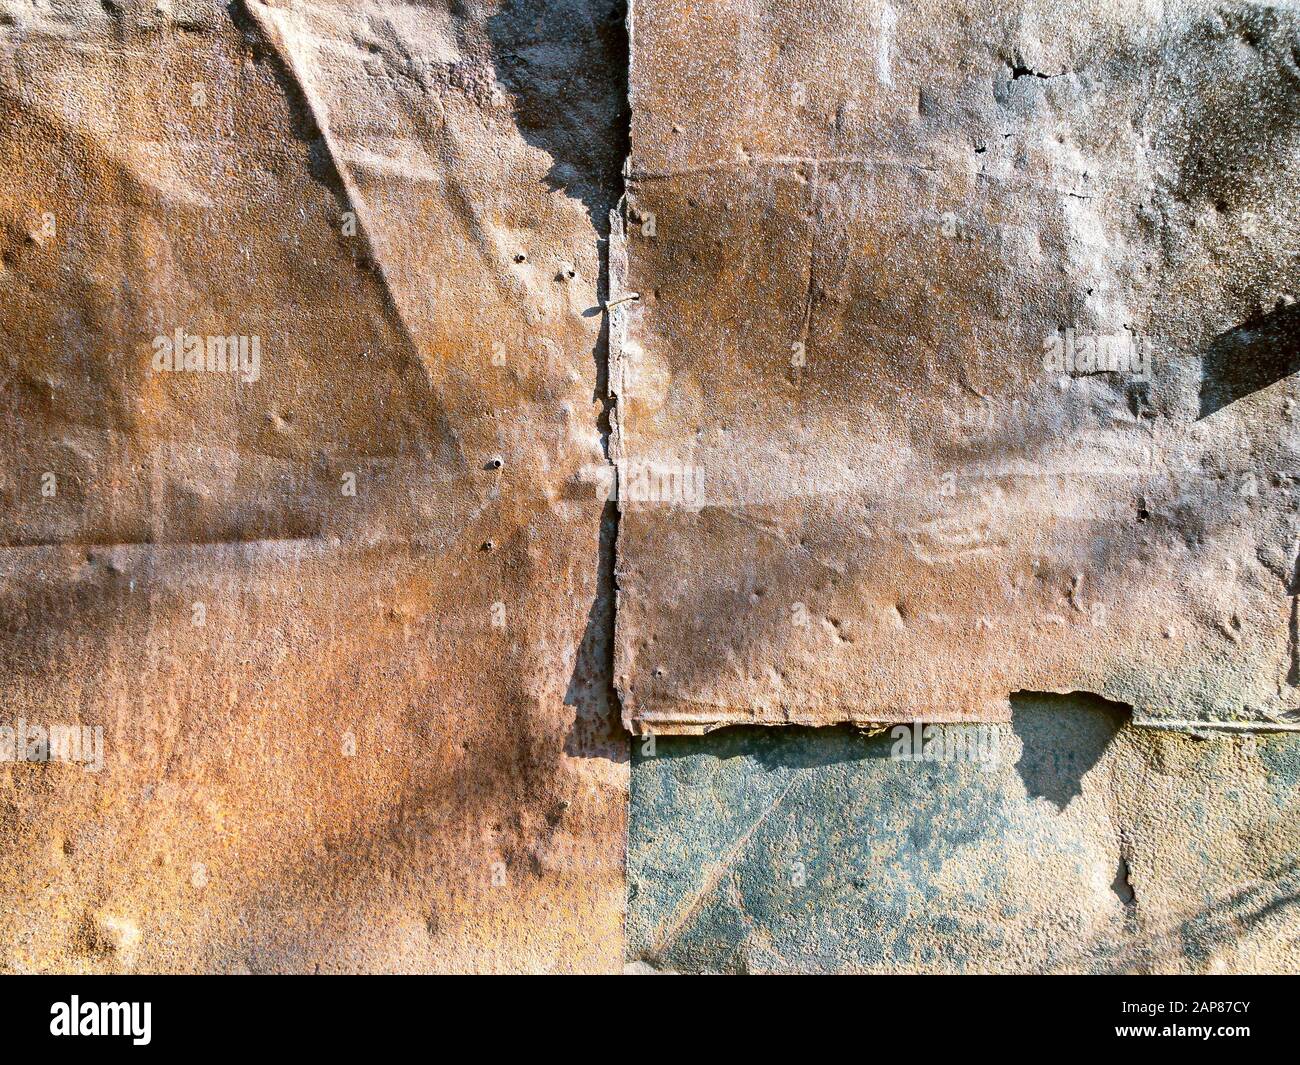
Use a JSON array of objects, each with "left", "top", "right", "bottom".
[
  {"left": 614, "top": 0, "right": 1300, "bottom": 734},
  {"left": 5, "top": 0, "right": 1299, "bottom": 975},
  {"left": 0, "top": 0, "right": 626, "bottom": 972}
]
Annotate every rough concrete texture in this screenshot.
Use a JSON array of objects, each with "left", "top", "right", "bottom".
[
  {"left": 0, "top": 0, "right": 627, "bottom": 972},
  {"left": 629, "top": 694, "right": 1300, "bottom": 973},
  {"left": 614, "top": 0, "right": 1300, "bottom": 734}
]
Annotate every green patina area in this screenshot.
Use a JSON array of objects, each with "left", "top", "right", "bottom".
[{"left": 629, "top": 694, "right": 1300, "bottom": 973}]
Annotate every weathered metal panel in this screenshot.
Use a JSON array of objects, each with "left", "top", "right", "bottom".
[
  {"left": 0, "top": 0, "right": 626, "bottom": 972},
  {"left": 5, "top": 0, "right": 1299, "bottom": 975},
  {"left": 615, "top": 0, "right": 1300, "bottom": 733}
]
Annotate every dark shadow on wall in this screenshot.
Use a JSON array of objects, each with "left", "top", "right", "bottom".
[
  {"left": 630, "top": 697, "right": 1131, "bottom": 798},
  {"left": 1068, "top": 856, "right": 1300, "bottom": 974},
  {"left": 563, "top": 500, "right": 626, "bottom": 760},
  {"left": 630, "top": 723, "right": 897, "bottom": 771},
  {"left": 1289, "top": 544, "right": 1300, "bottom": 689},
  {"left": 1199, "top": 301, "right": 1300, "bottom": 418},
  {"left": 486, "top": 0, "right": 630, "bottom": 236},
  {"left": 484, "top": 1, "right": 630, "bottom": 758},
  {"left": 1010, "top": 691, "right": 1130, "bottom": 810},
  {"left": 1176, "top": 858, "right": 1300, "bottom": 967}
]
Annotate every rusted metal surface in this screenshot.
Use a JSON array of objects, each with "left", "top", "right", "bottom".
[
  {"left": 0, "top": 0, "right": 626, "bottom": 972},
  {"left": 4, "top": 0, "right": 1299, "bottom": 976},
  {"left": 614, "top": 0, "right": 1300, "bottom": 734}
]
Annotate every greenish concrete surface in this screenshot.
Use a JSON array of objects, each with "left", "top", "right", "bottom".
[{"left": 628, "top": 694, "right": 1300, "bottom": 973}]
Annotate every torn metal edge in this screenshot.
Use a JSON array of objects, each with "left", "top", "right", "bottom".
[{"left": 609, "top": 197, "right": 633, "bottom": 735}]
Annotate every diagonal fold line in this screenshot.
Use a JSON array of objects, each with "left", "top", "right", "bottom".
[{"left": 647, "top": 773, "right": 802, "bottom": 962}]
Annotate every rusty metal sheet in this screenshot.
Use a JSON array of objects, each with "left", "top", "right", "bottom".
[
  {"left": 0, "top": 0, "right": 626, "bottom": 972},
  {"left": 614, "top": 0, "right": 1300, "bottom": 734}
]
